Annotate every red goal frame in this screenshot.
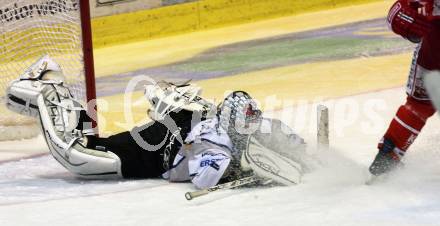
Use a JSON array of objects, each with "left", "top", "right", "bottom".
[{"left": 79, "top": 0, "right": 99, "bottom": 134}]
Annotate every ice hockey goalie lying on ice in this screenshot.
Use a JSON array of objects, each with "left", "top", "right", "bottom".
[{"left": 6, "top": 56, "right": 312, "bottom": 189}]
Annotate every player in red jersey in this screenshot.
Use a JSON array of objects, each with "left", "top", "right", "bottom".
[{"left": 369, "top": 0, "right": 440, "bottom": 176}]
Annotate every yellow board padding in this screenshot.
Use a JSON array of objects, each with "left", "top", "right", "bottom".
[
  {"left": 92, "top": 3, "right": 199, "bottom": 48},
  {"left": 96, "top": 91, "right": 151, "bottom": 136},
  {"left": 92, "top": 0, "right": 387, "bottom": 49},
  {"left": 93, "top": 1, "right": 394, "bottom": 77},
  {"left": 196, "top": 53, "right": 411, "bottom": 104},
  {"left": 98, "top": 53, "right": 411, "bottom": 135}
]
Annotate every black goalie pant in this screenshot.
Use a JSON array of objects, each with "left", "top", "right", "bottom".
[{"left": 87, "top": 110, "right": 198, "bottom": 178}]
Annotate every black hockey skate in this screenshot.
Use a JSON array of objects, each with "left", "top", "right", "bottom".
[{"left": 368, "top": 139, "right": 402, "bottom": 176}]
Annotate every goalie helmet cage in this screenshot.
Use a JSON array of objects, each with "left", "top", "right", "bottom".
[{"left": 0, "top": 0, "right": 97, "bottom": 140}]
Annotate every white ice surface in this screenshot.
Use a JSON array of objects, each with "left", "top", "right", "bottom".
[
  {"left": 0, "top": 136, "right": 48, "bottom": 162},
  {"left": 2, "top": 87, "right": 440, "bottom": 226}
]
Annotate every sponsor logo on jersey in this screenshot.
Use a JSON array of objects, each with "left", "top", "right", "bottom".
[
  {"left": 201, "top": 152, "right": 227, "bottom": 158},
  {"left": 200, "top": 159, "right": 222, "bottom": 170}
]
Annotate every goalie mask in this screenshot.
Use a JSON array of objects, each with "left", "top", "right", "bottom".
[{"left": 217, "top": 91, "right": 262, "bottom": 152}]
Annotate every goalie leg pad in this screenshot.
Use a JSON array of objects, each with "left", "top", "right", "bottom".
[
  {"left": 242, "top": 135, "right": 302, "bottom": 185},
  {"left": 32, "top": 80, "right": 122, "bottom": 179}
]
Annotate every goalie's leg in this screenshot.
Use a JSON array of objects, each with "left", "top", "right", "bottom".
[
  {"left": 7, "top": 73, "right": 122, "bottom": 179},
  {"left": 83, "top": 106, "right": 196, "bottom": 178}
]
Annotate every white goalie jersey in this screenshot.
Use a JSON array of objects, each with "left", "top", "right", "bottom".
[{"left": 164, "top": 117, "right": 234, "bottom": 189}]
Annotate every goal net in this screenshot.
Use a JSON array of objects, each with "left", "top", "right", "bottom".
[{"left": 0, "top": 0, "right": 96, "bottom": 141}]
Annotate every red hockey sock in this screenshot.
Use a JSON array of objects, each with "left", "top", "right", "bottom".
[{"left": 379, "top": 96, "right": 436, "bottom": 159}]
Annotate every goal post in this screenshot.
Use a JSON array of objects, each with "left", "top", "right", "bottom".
[
  {"left": 79, "top": 0, "right": 98, "bottom": 131},
  {"left": 0, "top": 0, "right": 98, "bottom": 140},
  {"left": 317, "top": 104, "right": 329, "bottom": 151}
]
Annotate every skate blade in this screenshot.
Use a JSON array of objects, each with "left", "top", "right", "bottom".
[{"left": 365, "top": 174, "right": 388, "bottom": 185}]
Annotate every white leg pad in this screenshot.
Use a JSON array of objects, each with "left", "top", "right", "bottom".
[
  {"left": 37, "top": 92, "right": 122, "bottom": 179},
  {"left": 7, "top": 78, "right": 122, "bottom": 179},
  {"left": 243, "top": 135, "right": 303, "bottom": 185}
]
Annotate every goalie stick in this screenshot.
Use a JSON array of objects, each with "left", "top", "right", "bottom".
[{"left": 185, "top": 176, "right": 261, "bottom": 201}]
